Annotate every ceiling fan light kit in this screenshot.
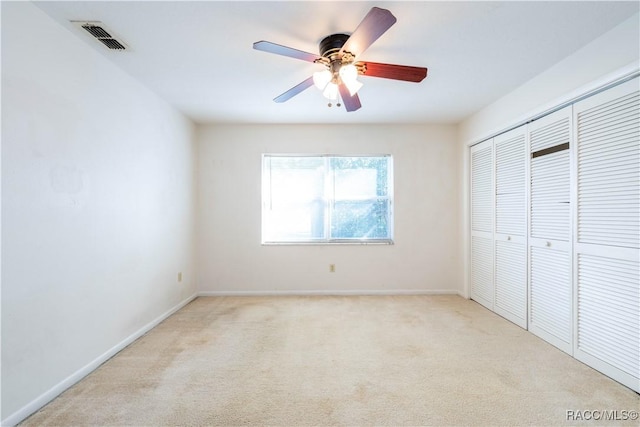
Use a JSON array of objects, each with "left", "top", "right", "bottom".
[{"left": 253, "top": 7, "right": 428, "bottom": 112}]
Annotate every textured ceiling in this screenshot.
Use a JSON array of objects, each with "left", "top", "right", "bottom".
[{"left": 35, "top": 1, "right": 639, "bottom": 124}]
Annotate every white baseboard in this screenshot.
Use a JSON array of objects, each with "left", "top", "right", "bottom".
[
  {"left": 1, "top": 293, "right": 197, "bottom": 427},
  {"left": 198, "top": 289, "right": 463, "bottom": 297}
]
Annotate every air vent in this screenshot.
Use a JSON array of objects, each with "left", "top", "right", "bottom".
[
  {"left": 71, "top": 21, "right": 128, "bottom": 51},
  {"left": 94, "top": 37, "right": 126, "bottom": 50}
]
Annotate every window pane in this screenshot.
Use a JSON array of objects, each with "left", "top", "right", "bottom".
[
  {"left": 331, "top": 199, "right": 390, "bottom": 239},
  {"left": 331, "top": 157, "right": 389, "bottom": 197},
  {"left": 330, "top": 156, "right": 391, "bottom": 239},
  {"left": 263, "top": 157, "right": 325, "bottom": 241}
]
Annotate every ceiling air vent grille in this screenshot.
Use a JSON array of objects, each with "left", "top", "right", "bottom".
[
  {"left": 95, "top": 37, "right": 126, "bottom": 50},
  {"left": 73, "top": 21, "right": 128, "bottom": 50}
]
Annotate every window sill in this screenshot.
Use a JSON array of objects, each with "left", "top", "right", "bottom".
[{"left": 261, "top": 240, "right": 394, "bottom": 246}]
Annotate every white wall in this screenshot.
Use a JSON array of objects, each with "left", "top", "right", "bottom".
[
  {"left": 1, "top": 2, "right": 196, "bottom": 423},
  {"left": 459, "top": 12, "right": 640, "bottom": 145},
  {"left": 197, "top": 124, "right": 461, "bottom": 295},
  {"left": 457, "top": 12, "right": 640, "bottom": 298}
]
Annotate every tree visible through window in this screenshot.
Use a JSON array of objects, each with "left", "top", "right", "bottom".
[{"left": 262, "top": 155, "right": 393, "bottom": 243}]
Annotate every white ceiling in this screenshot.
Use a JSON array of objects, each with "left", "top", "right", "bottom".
[{"left": 35, "top": 1, "right": 639, "bottom": 125}]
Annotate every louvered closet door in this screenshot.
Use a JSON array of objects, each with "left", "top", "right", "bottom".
[
  {"left": 528, "top": 106, "right": 573, "bottom": 354},
  {"left": 471, "top": 139, "right": 494, "bottom": 311},
  {"left": 494, "top": 127, "right": 527, "bottom": 328},
  {"left": 573, "top": 78, "right": 639, "bottom": 392}
]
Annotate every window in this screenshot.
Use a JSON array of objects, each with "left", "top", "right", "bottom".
[{"left": 262, "top": 155, "right": 393, "bottom": 244}]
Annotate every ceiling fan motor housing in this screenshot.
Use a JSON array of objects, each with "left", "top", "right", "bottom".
[{"left": 319, "top": 33, "right": 350, "bottom": 58}]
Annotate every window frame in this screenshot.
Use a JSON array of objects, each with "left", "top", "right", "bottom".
[{"left": 261, "top": 153, "right": 394, "bottom": 245}]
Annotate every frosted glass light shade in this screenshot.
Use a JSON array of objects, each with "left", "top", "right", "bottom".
[
  {"left": 313, "top": 70, "right": 332, "bottom": 90},
  {"left": 339, "top": 64, "right": 362, "bottom": 96},
  {"left": 323, "top": 82, "right": 339, "bottom": 100},
  {"left": 339, "top": 64, "right": 358, "bottom": 83}
]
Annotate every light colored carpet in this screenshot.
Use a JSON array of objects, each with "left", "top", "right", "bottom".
[{"left": 20, "top": 295, "right": 639, "bottom": 426}]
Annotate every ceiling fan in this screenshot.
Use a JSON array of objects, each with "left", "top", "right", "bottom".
[{"left": 253, "top": 7, "right": 428, "bottom": 112}]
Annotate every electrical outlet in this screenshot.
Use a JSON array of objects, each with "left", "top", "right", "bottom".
[
  {"left": 329, "top": 264, "right": 336, "bottom": 273},
  {"left": 177, "top": 272, "right": 183, "bottom": 282}
]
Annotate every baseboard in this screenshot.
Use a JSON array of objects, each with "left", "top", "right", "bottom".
[
  {"left": 198, "top": 289, "right": 462, "bottom": 297},
  {"left": 1, "top": 293, "right": 197, "bottom": 427}
]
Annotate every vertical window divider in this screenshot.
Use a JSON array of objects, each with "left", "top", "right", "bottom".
[
  {"left": 268, "top": 156, "right": 273, "bottom": 210},
  {"left": 325, "top": 155, "right": 333, "bottom": 241}
]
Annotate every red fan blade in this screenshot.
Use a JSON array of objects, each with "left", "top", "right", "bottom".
[
  {"left": 338, "top": 84, "right": 362, "bottom": 112},
  {"left": 273, "top": 77, "right": 314, "bottom": 103},
  {"left": 358, "top": 61, "right": 427, "bottom": 82},
  {"left": 253, "top": 41, "right": 320, "bottom": 63},
  {"left": 340, "top": 7, "right": 397, "bottom": 57}
]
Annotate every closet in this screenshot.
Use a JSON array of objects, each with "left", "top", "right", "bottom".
[
  {"left": 470, "top": 139, "right": 494, "bottom": 311},
  {"left": 469, "top": 77, "right": 639, "bottom": 392},
  {"left": 528, "top": 107, "right": 573, "bottom": 354},
  {"left": 573, "top": 80, "right": 639, "bottom": 391},
  {"left": 494, "top": 127, "right": 527, "bottom": 328}
]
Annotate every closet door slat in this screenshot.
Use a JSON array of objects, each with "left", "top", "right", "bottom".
[
  {"left": 495, "top": 240, "right": 527, "bottom": 327},
  {"left": 496, "top": 133, "right": 526, "bottom": 236},
  {"left": 528, "top": 106, "right": 573, "bottom": 355},
  {"left": 472, "top": 236, "right": 494, "bottom": 309},
  {"left": 494, "top": 128, "right": 527, "bottom": 328},
  {"left": 577, "top": 254, "right": 639, "bottom": 378},
  {"left": 471, "top": 144, "right": 493, "bottom": 233},
  {"left": 530, "top": 246, "right": 572, "bottom": 350},
  {"left": 577, "top": 91, "right": 640, "bottom": 249},
  {"left": 471, "top": 139, "right": 495, "bottom": 310},
  {"left": 574, "top": 78, "right": 640, "bottom": 392}
]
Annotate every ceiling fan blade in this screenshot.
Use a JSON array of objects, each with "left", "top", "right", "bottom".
[
  {"left": 358, "top": 61, "right": 428, "bottom": 82},
  {"left": 340, "top": 7, "right": 397, "bottom": 57},
  {"left": 273, "top": 77, "right": 314, "bottom": 103},
  {"left": 253, "top": 41, "right": 320, "bottom": 63},
  {"left": 338, "top": 84, "right": 362, "bottom": 112}
]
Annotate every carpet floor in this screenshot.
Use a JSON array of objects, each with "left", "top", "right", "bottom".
[{"left": 20, "top": 295, "right": 640, "bottom": 426}]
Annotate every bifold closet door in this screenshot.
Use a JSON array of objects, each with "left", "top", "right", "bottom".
[
  {"left": 470, "top": 139, "right": 494, "bottom": 310},
  {"left": 494, "top": 127, "right": 527, "bottom": 328},
  {"left": 573, "top": 78, "right": 639, "bottom": 392},
  {"left": 528, "top": 106, "right": 573, "bottom": 354}
]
